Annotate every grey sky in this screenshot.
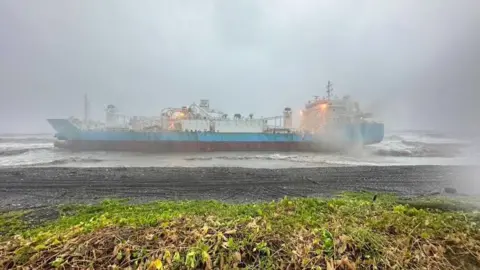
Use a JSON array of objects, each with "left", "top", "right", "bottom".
[{"left": 1, "top": 0, "right": 479, "bottom": 134}]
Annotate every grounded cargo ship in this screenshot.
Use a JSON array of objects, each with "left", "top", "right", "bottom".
[{"left": 48, "top": 81, "right": 384, "bottom": 152}]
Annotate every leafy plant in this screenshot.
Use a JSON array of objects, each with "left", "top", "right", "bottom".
[{"left": 0, "top": 193, "right": 479, "bottom": 269}]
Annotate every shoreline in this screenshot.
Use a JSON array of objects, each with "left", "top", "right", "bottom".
[{"left": 1, "top": 165, "right": 478, "bottom": 211}]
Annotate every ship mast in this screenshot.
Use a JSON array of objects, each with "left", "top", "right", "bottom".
[
  {"left": 326, "top": 80, "right": 333, "bottom": 100},
  {"left": 84, "top": 93, "right": 90, "bottom": 127}
]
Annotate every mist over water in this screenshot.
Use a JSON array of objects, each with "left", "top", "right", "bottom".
[
  {"left": 1, "top": 1, "right": 480, "bottom": 135},
  {"left": 1, "top": 130, "right": 478, "bottom": 168}
]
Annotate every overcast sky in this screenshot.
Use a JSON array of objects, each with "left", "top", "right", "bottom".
[{"left": 1, "top": 0, "right": 479, "bottom": 134}]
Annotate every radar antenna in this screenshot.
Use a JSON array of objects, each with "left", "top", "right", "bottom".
[{"left": 326, "top": 81, "right": 333, "bottom": 99}]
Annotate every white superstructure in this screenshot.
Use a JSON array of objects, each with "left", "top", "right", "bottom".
[
  {"left": 215, "top": 119, "right": 266, "bottom": 133},
  {"left": 299, "top": 81, "right": 377, "bottom": 134},
  {"left": 77, "top": 82, "right": 378, "bottom": 134},
  {"left": 97, "top": 99, "right": 288, "bottom": 133}
]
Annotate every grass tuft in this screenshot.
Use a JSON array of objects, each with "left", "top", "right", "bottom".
[{"left": 1, "top": 192, "right": 479, "bottom": 269}]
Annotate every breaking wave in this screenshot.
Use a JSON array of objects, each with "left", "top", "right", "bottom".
[
  {"left": 369, "top": 135, "right": 471, "bottom": 158},
  {"left": 0, "top": 134, "right": 54, "bottom": 158},
  {"left": 0, "top": 147, "right": 52, "bottom": 157},
  {"left": 0, "top": 149, "right": 31, "bottom": 157},
  {"left": 384, "top": 135, "right": 404, "bottom": 141},
  {"left": 32, "top": 157, "right": 104, "bottom": 166},
  {"left": 373, "top": 148, "right": 457, "bottom": 158},
  {"left": 184, "top": 154, "right": 313, "bottom": 163},
  {"left": 183, "top": 153, "right": 379, "bottom": 166},
  {"left": 0, "top": 135, "right": 54, "bottom": 144}
]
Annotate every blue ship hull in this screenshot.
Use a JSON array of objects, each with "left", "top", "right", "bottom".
[{"left": 48, "top": 119, "right": 384, "bottom": 152}]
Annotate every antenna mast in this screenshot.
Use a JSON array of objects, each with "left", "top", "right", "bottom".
[{"left": 326, "top": 80, "right": 333, "bottom": 100}]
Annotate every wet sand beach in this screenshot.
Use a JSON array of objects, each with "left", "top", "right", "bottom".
[{"left": 1, "top": 165, "right": 478, "bottom": 211}]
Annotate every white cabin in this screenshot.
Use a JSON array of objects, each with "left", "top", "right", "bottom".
[
  {"left": 181, "top": 119, "right": 211, "bottom": 132},
  {"left": 215, "top": 119, "right": 265, "bottom": 133},
  {"left": 299, "top": 81, "right": 374, "bottom": 133}
]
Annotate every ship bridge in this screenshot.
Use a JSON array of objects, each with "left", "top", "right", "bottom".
[{"left": 299, "top": 81, "right": 370, "bottom": 134}]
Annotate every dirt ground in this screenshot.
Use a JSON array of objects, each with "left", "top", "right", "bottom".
[{"left": 1, "top": 165, "right": 478, "bottom": 211}]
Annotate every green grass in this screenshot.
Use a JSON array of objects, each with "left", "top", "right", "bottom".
[
  {"left": 1, "top": 192, "right": 479, "bottom": 269},
  {"left": 0, "top": 211, "right": 31, "bottom": 238}
]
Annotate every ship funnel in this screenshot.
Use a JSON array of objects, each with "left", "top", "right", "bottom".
[{"left": 283, "top": 107, "right": 292, "bottom": 128}]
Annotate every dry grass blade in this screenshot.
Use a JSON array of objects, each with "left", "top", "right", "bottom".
[{"left": 0, "top": 193, "right": 479, "bottom": 269}]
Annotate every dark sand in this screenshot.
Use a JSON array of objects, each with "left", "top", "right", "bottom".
[{"left": 1, "top": 165, "right": 479, "bottom": 211}]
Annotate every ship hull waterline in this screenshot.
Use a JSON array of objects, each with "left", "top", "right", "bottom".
[
  {"left": 48, "top": 118, "right": 384, "bottom": 153},
  {"left": 53, "top": 140, "right": 366, "bottom": 153}
]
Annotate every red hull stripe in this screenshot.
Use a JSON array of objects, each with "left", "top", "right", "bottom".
[{"left": 55, "top": 140, "right": 323, "bottom": 152}]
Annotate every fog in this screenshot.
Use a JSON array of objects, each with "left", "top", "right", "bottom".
[{"left": 1, "top": 0, "right": 479, "bottom": 135}]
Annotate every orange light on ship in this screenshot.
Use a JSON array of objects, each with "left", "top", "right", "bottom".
[
  {"left": 320, "top": 104, "right": 328, "bottom": 111},
  {"left": 171, "top": 112, "right": 185, "bottom": 119}
]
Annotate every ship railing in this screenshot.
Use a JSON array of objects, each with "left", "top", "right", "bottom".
[{"left": 264, "top": 127, "right": 297, "bottom": 133}]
